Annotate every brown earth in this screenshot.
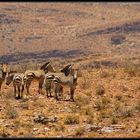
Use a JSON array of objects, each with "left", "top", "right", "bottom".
[{"left": 0, "top": 2, "right": 140, "bottom": 138}]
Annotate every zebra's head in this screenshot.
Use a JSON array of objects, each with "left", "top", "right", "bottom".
[
  {"left": 6, "top": 71, "right": 17, "bottom": 86},
  {"left": 40, "top": 62, "right": 56, "bottom": 73},
  {"left": 60, "top": 64, "right": 73, "bottom": 76},
  {"left": 0, "top": 63, "right": 8, "bottom": 73}
]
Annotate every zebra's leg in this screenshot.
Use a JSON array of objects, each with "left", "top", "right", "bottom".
[
  {"left": 13, "top": 83, "right": 17, "bottom": 99},
  {"left": 59, "top": 86, "right": 63, "bottom": 98},
  {"left": 26, "top": 80, "right": 31, "bottom": 96},
  {"left": 21, "top": 84, "right": 24, "bottom": 99},
  {"left": 49, "top": 83, "right": 53, "bottom": 97},
  {"left": 54, "top": 84, "right": 59, "bottom": 101},
  {"left": 46, "top": 86, "right": 49, "bottom": 97},
  {"left": 17, "top": 84, "right": 20, "bottom": 99},
  {"left": 70, "top": 87, "right": 75, "bottom": 102},
  {"left": 38, "top": 79, "right": 44, "bottom": 95}
]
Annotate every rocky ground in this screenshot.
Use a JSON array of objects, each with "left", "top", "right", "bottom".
[{"left": 0, "top": 66, "right": 140, "bottom": 138}]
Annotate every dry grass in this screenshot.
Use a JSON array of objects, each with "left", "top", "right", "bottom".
[
  {"left": 95, "top": 85, "right": 105, "bottom": 96},
  {"left": 64, "top": 114, "right": 80, "bottom": 125},
  {"left": 75, "top": 126, "right": 85, "bottom": 136},
  {"left": 5, "top": 103, "right": 18, "bottom": 119},
  {"left": 123, "top": 62, "right": 140, "bottom": 77}
]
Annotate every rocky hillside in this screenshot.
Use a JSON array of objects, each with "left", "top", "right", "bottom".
[{"left": 0, "top": 3, "right": 139, "bottom": 66}]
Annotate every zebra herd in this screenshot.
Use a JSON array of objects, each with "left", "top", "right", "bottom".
[{"left": 0, "top": 62, "right": 78, "bottom": 101}]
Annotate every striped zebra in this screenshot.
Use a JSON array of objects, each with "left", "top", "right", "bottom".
[
  {"left": 6, "top": 71, "right": 27, "bottom": 99},
  {"left": 44, "top": 64, "right": 78, "bottom": 101},
  {"left": 0, "top": 63, "right": 8, "bottom": 96},
  {"left": 24, "top": 62, "right": 55, "bottom": 96},
  {"left": 43, "top": 74, "right": 63, "bottom": 98}
]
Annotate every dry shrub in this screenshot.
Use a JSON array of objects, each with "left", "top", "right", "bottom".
[
  {"left": 70, "top": 105, "right": 79, "bottom": 113},
  {"left": 124, "top": 62, "right": 140, "bottom": 77},
  {"left": 95, "top": 100, "right": 105, "bottom": 111},
  {"left": 99, "top": 70, "right": 110, "bottom": 78},
  {"left": 0, "top": 126, "right": 9, "bottom": 137},
  {"left": 32, "top": 99, "right": 45, "bottom": 108},
  {"left": 75, "top": 94, "right": 90, "bottom": 109},
  {"left": 5, "top": 103, "right": 18, "bottom": 119},
  {"left": 75, "top": 127, "right": 85, "bottom": 136},
  {"left": 102, "top": 96, "right": 111, "bottom": 106},
  {"left": 111, "top": 117, "right": 118, "bottom": 124},
  {"left": 120, "top": 85, "right": 129, "bottom": 92},
  {"left": 135, "top": 100, "right": 140, "bottom": 112},
  {"left": 85, "top": 90, "right": 92, "bottom": 97},
  {"left": 95, "top": 85, "right": 105, "bottom": 96},
  {"left": 5, "top": 89, "right": 14, "bottom": 99},
  {"left": 114, "top": 101, "right": 122, "bottom": 111},
  {"left": 95, "top": 97, "right": 110, "bottom": 111},
  {"left": 79, "top": 73, "right": 90, "bottom": 90},
  {"left": 86, "top": 115, "right": 94, "bottom": 124},
  {"left": 114, "top": 106, "right": 134, "bottom": 118},
  {"left": 54, "top": 123, "right": 65, "bottom": 132},
  {"left": 80, "top": 105, "right": 93, "bottom": 116},
  {"left": 99, "top": 109, "right": 112, "bottom": 119},
  {"left": 64, "top": 114, "right": 80, "bottom": 125},
  {"left": 115, "top": 95, "right": 123, "bottom": 101}
]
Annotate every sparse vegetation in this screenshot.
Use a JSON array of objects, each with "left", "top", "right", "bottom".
[
  {"left": 95, "top": 85, "right": 105, "bottom": 96},
  {"left": 5, "top": 103, "right": 18, "bottom": 119},
  {"left": 64, "top": 114, "right": 80, "bottom": 125},
  {"left": 0, "top": 126, "right": 9, "bottom": 137},
  {"left": 75, "top": 127, "right": 85, "bottom": 136},
  {"left": 124, "top": 62, "right": 140, "bottom": 77}
]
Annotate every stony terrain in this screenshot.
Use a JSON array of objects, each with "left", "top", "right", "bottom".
[{"left": 0, "top": 2, "right": 140, "bottom": 138}]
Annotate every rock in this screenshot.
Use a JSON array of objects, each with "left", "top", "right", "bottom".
[
  {"left": 84, "top": 124, "right": 102, "bottom": 132},
  {"left": 44, "top": 127, "right": 50, "bottom": 132},
  {"left": 55, "top": 135, "right": 63, "bottom": 138},
  {"left": 47, "top": 116, "right": 58, "bottom": 123},
  {"left": 99, "top": 125, "right": 125, "bottom": 133},
  {"left": 33, "top": 128, "right": 38, "bottom": 132},
  {"left": 110, "top": 124, "right": 125, "bottom": 129},
  {"left": 33, "top": 113, "right": 58, "bottom": 124},
  {"left": 100, "top": 126, "right": 116, "bottom": 133}
]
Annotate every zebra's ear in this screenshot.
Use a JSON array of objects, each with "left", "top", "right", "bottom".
[
  {"left": 61, "top": 64, "right": 73, "bottom": 76},
  {"left": 40, "top": 62, "right": 50, "bottom": 70}
]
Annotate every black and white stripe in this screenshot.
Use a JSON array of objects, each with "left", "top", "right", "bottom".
[
  {"left": 6, "top": 72, "right": 27, "bottom": 99},
  {"left": 44, "top": 69, "right": 78, "bottom": 101}
]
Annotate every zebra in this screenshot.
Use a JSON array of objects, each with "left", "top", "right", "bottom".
[
  {"left": 43, "top": 64, "right": 72, "bottom": 98},
  {"left": 0, "top": 63, "right": 8, "bottom": 96},
  {"left": 43, "top": 74, "right": 63, "bottom": 98},
  {"left": 6, "top": 71, "right": 27, "bottom": 99},
  {"left": 24, "top": 62, "right": 55, "bottom": 96},
  {"left": 44, "top": 64, "right": 78, "bottom": 101}
]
